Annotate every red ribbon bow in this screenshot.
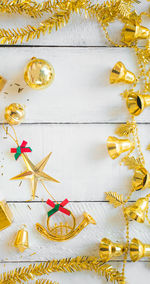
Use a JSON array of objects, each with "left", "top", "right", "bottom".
[
  {"left": 46, "top": 199, "right": 70, "bottom": 217},
  {"left": 11, "top": 140, "right": 32, "bottom": 160}
]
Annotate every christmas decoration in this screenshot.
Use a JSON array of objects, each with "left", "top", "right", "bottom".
[
  {"left": 130, "top": 238, "right": 150, "bottom": 262},
  {"left": 14, "top": 226, "right": 29, "bottom": 253},
  {"left": 0, "top": 75, "right": 6, "bottom": 91},
  {"left": 0, "top": 0, "right": 142, "bottom": 45},
  {"left": 122, "top": 24, "right": 150, "bottom": 44},
  {"left": 106, "top": 136, "right": 134, "bottom": 160},
  {"left": 99, "top": 238, "right": 125, "bottom": 262},
  {"left": 126, "top": 91, "right": 150, "bottom": 116},
  {"left": 0, "top": 201, "right": 13, "bottom": 231},
  {"left": 11, "top": 152, "right": 60, "bottom": 199},
  {"left": 110, "top": 61, "right": 136, "bottom": 84},
  {"left": 0, "top": 256, "right": 125, "bottom": 284},
  {"left": 36, "top": 199, "right": 96, "bottom": 242},
  {"left": 46, "top": 199, "right": 71, "bottom": 217},
  {"left": 1, "top": 0, "right": 150, "bottom": 283},
  {"left": 5, "top": 103, "right": 25, "bottom": 125},
  {"left": 11, "top": 140, "right": 32, "bottom": 160},
  {"left": 24, "top": 57, "right": 55, "bottom": 89},
  {"left": 124, "top": 197, "right": 149, "bottom": 223}
]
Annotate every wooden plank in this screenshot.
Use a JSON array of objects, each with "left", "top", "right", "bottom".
[
  {"left": 0, "top": 202, "right": 150, "bottom": 262},
  {"left": 0, "top": 261, "right": 149, "bottom": 284},
  {"left": 1, "top": 46, "right": 150, "bottom": 123},
  {"left": 1, "top": 123, "right": 150, "bottom": 201},
  {"left": 0, "top": 1, "right": 149, "bottom": 46}
]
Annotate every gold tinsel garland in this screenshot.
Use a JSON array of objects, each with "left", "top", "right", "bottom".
[
  {"left": 0, "top": 256, "right": 125, "bottom": 284},
  {"left": 0, "top": 0, "right": 139, "bottom": 44}
]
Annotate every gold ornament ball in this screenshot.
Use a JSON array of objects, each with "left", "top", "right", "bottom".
[
  {"left": 24, "top": 57, "right": 55, "bottom": 89},
  {"left": 5, "top": 103, "right": 25, "bottom": 125}
]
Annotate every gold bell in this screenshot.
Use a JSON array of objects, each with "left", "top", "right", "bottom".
[
  {"left": 99, "top": 238, "right": 125, "bottom": 262},
  {"left": 5, "top": 103, "right": 25, "bottom": 125},
  {"left": 110, "top": 61, "right": 136, "bottom": 84},
  {"left": 122, "top": 24, "right": 149, "bottom": 44},
  {"left": 14, "top": 226, "right": 29, "bottom": 253},
  {"left": 130, "top": 238, "right": 150, "bottom": 262},
  {"left": 126, "top": 92, "right": 150, "bottom": 116},
  {"left": 124, "top": 197, "right": 149, "bottom": 223},
  {"left": 24, "top": 57, "right": 55, "bottom": 89},
  {"left": 132, "top": 166, "right": 150, "bottom": 191},
  {"left": 107, "top": 136, "right": 134, "bottom": 159}
]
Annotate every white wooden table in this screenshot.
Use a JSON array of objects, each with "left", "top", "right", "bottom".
[{"left": 1, "top": 1, "right": 150, "bottom": 283}]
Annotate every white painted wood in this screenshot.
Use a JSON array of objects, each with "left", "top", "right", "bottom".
[
  {"left": 0, "top": 46, "right": 150, "bottom": 123},
  {"left": 1, "top": 1, "right": 150, "bottom": 282},
  {"left": 0, "top": 1, "right": 149, "bottom": 46},
  {"left": 1, "top": 123, "right": 150, "bottom": 201}
]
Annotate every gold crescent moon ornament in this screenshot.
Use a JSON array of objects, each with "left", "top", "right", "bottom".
[{"left": 36, "top": 199, "right": 96, "bottom": 242}]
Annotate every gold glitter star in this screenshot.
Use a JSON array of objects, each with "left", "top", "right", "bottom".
[{"left": 11, "top": 152, "right": 60, "bottom": 199}]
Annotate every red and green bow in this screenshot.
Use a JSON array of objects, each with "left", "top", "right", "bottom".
[
  {"left": 46, "top": 199, "right": 70, "bottom": 217},
  {"left": 11, "top": 140, "right": 32, "bottom": 160}
]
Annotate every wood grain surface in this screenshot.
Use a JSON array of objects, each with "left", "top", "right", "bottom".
[{"left": 1, "top": 1, "right": 150, "bottom": 283}]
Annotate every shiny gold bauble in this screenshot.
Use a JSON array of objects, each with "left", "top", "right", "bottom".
[
  {"left": 24, "top": 57, "right": 55, "bottom": 89},
  {"left": 5, "top": 103, "right": 25, "bottom": 125}
]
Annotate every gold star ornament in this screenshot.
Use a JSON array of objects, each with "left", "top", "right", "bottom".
[{"left": 11, "top": 152, "right": 60, "bottom": 199}]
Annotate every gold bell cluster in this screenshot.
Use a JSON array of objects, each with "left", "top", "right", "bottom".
[{"left": 99, "top": 237, "right": 150, "bottom": 262}]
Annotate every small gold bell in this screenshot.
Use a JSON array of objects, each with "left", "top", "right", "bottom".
[
  {"left": 122, "top": 24, "right": 149, "bottom": 44},
  {"left": 107, "top": 136, "right": 134, "bottom": 159},
  {"left": 126, "top": 92, "right": 150, "bottom": 116},
  {"left": 130, "top": 238, "right": 150, "bottom": 262},
  {"left": 124, "top": 197, "right": 149, "bottom": 223},
  {"left": 5, "top": 103, "right": 25, "bottom": 125},
  {"left": 0, "top": 75, "right": 6, "bottom": 91},
  {"left": 24, "top": 57, "right": 55, "bottom": 89},
  {"left": 132, "top": 166, "right": 150, "bottom": 191},
  {"left": 14, "top": 226, "right": 29, "bottom": 253},
  {"left": 110, "top": 61, "right": 136, "bottom": 84},
  {"left": 99, "top": 238, "right": 125, "bottom": 262}
]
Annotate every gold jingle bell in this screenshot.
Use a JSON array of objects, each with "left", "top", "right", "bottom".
[
  {"left": 130, "top": 238, "right": 150, "bottom": 262},
  {"left": 107, "top": 136, "right": 134, "bottom": 159},
  {"left": 124, "top": 197, "right": 149, "bottom": 223},
  {"left": 110, "top": 61, "right": 136, "bottom": 84},
  {"left": 99, "top": 238, "right": 125, "bottom": 262},
  {"left": 14, "top": 226, "right": 29, "bottom": 253},
  {"left": 122, "top": 24, "right": 149, "bottom": 44},
  {"left": 5, "top": 103, "right": 25, "bottom": 125},
  {"left": 24, "top": 57, "right": 55, "bottom": 89},
  {"left": 126, "top": 92, "right": 150, "bottom": 116},
  {"left": 132, "top": 166, "right": 150, "bottom": 191}
]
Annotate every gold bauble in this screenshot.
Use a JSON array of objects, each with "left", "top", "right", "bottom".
[
  {"left": 24, "top": 57, "right": 55, "bottom": 89},
  {"left": 5, "top": 103, "right": 25, "bottom": 125}
]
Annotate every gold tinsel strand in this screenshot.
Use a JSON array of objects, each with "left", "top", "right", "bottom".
[
  {"left": 0, "top": 0, "right": 139, "bottom": 44},
  {"left": 0, "top": 256, "right": 125, "bottom": 284}
]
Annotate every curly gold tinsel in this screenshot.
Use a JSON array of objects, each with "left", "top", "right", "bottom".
[
  {"left": 0, "top": 0, "right": 139, "bottom": 44},
  {"left": 0, "top": 256, "right": 125, "bottom": 284}
]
